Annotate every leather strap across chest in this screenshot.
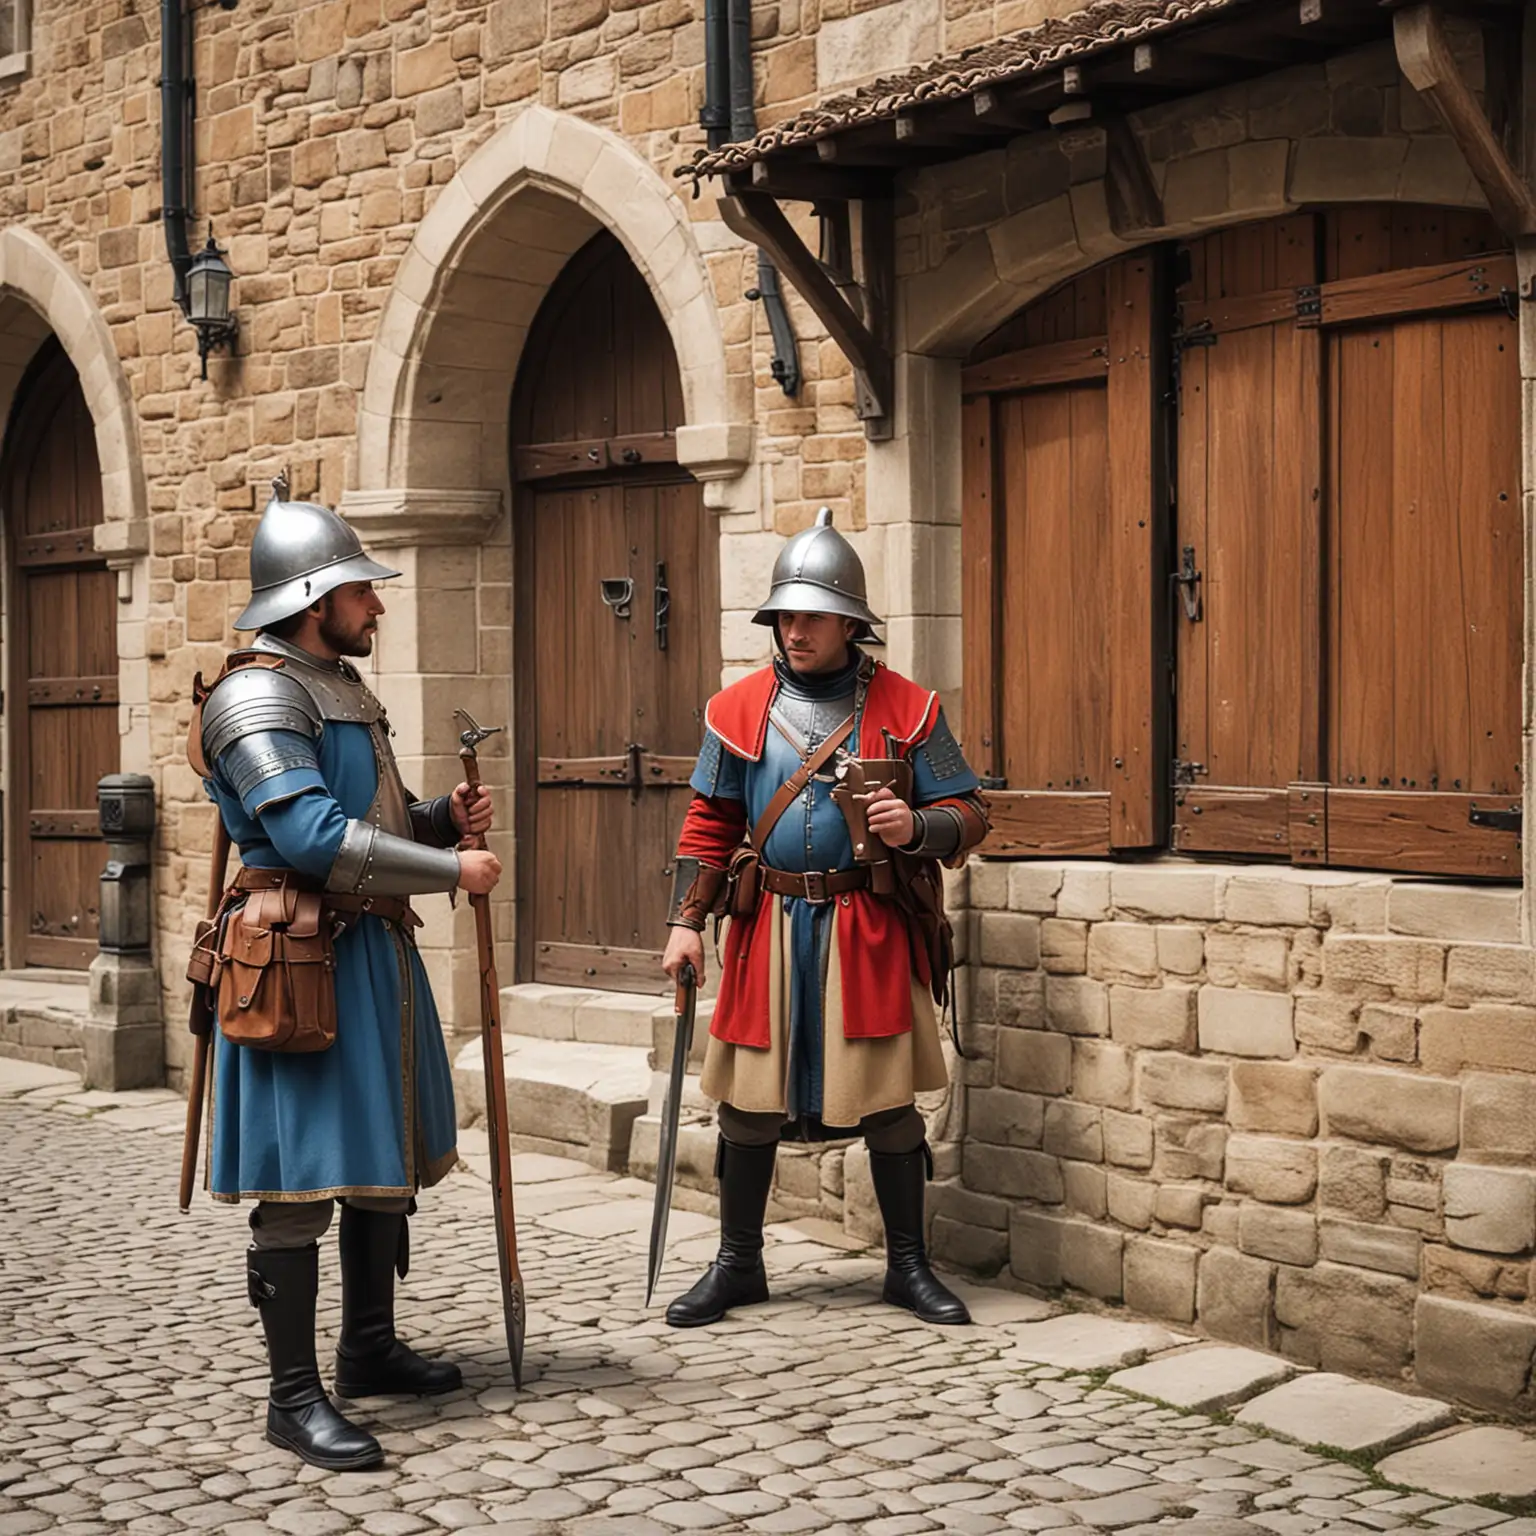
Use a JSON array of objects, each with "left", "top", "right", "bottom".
[{"left": 749, "top": 714, "right": 855, "bottom": 853}]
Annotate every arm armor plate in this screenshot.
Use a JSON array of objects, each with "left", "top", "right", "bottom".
[
  {"left": 203, "top": 667, "right": 321, "bottom": 760},
  {"left": 903, "top": 805, "right": 965, "bottom": 861},
  {"left": 327, "top": 819, "right": 461, "bottom": 896},
  {"left": 668, "top": 856, "right": 727, "bottom": 930},
  {"left": 201, "top": 667, "right": 324, "bottom": 807}
]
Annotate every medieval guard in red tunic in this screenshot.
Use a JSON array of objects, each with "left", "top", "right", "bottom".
[{"left": 660, "top": 509, "right": 990, "bottom": 1328}]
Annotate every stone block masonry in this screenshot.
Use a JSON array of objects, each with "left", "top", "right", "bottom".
[{"left": 950, "top": 860, "right": 1536, "bottom": 1419}]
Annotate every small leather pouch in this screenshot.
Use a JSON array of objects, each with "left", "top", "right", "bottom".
[
  {"left": 725, "top": 844, "right": 760, "bottom": 920},
  {"left": 216, "top": 884, "right": 337, "bottom": 1053}
]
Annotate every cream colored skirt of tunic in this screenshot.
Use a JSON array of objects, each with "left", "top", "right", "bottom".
[{"left": 700, "top": 899, "right": 948, "bottom": 1127}]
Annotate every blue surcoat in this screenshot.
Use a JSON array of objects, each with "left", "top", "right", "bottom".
[
  {"left": 205, "top": 719, "right": 458, "bottom": 1202},
  {"left": 691, "top": 653, "right": 979, "bottom": 1124}
]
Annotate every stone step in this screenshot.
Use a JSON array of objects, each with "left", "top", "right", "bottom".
[
  {"left": 628, "top": 1111, "right": 720, "bottom": 1194},
  {"left": 452, "top": 1034, "right": 651, "bottom": 1173},
  {"left": 501, "top": 982, "right": 666, "bottom": 1049}
]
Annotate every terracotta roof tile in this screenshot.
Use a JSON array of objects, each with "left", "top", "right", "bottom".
[{"left": 676, "top": 0, "right": 1242, "bottom": 181}]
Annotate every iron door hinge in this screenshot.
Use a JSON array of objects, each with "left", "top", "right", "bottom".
[
  {"left": 1469, "top": 802, "right": 1522, "bottom": 834},
  {"left": 1295, "top": 284, "right": 1321, "bottom": 325}
]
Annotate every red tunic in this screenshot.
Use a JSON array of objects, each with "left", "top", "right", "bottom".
[{"left": 677, "top": 661, "right": 953, "bottom": 1053}]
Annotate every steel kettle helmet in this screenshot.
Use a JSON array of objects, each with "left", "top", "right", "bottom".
[
  {"left": 752, "top": 506, "right": 881, "bottom": 641},
  {"left": 233, "top": 473, "right": 401, "bottom": 631}
]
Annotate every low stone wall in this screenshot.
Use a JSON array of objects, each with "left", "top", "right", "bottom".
[
  {"left": 932, "top": 859, "right": 1536, "bottom": 1418},
  {"left": 0, "top": 1005, "right": 85, "bottom": 1075}
]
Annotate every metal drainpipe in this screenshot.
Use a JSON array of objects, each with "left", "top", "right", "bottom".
[
  {"left": 701, "top": 0, "right": 730, "bottom": 150},
  {"left": 160, "top": 0, "right": 193, "bottom": 306},
  {"left": 725, "top": 0, "right": 800, "bottom": 396}
]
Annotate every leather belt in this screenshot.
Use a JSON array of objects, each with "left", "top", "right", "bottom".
[
  {"left": 232, "top": 866, "right": 421, "bottom": 929},
  {"left": 758, "top": 865, "right": 870, "bottom": 904}
]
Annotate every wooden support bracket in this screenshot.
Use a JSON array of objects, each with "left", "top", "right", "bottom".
[
  {"left": 720, "top": 188, "right": 895, "bottom": 439},
  {"left": 1104, "top": 117, "right": 1164, "bottom": 235},
  {"left": 1394, "top": 3, "right": 1536, "bottom": 235}
]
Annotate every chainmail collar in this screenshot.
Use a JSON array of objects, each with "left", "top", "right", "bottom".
[
  {"left": 770, "top": 648, "right": 870, "bottom": 757},
  {"left": 773, "top": 646, "right": 867, "bottom": 701}
]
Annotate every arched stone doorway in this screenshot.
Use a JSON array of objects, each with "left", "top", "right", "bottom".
[
  {"left": 0, "top": 339, "right": 122, "bottom": 968},
  {"left": 511, "top": 231, "right": 720, "bottom": 991},
  {"left": 340, "top": 107, "right": 751, "bottom": 1015},
  {"left": 0, "top": 229, "right": 147, "bottom": 979}
]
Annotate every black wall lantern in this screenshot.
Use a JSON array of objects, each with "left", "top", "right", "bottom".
[{"left": 185, "top": 236, "right": 236, "bottom": 378}]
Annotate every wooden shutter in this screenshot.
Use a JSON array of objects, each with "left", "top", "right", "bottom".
[
  {"left": 1172, "top": 216, "right": 1324, "bottom": 856},
  {"left": 1173, "top": 206, "right": 1520, "bottom": 877},
  {"left": 1322, "top": 208, "right": 1521, "bottom": 877},
  {"left": 962, "top": 254, "right": 1165, "bottom": 856}
]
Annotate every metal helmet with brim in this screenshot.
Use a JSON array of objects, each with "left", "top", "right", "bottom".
[
  {"left": 751, "top": 506, "right": 881, "bottom": 642},
  {"left": 233, "top": 473, "right": 401, "bottom": 631}
]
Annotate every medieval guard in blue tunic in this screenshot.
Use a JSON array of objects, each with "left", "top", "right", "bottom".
[
  {"left": 193, "top": 478, "right": 502, "bottom": 1471},
  {"left": 661, "top": 509, "right": 990, "bottom": 1329}
]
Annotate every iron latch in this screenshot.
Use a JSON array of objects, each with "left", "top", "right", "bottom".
[
  {"left": 1173, "top": 759, "right": 1207, "bottom": 787},
  {"left": 1469, "top": 802, "right": 1522, "bottom": 834},
  {"left": 654, "top": 562, "right": 670, "bottom": 652},
  {"left": 978, "top": 775, "right": 1007, "bottom": 792},
  {"left": 1173, "top": 317, "right": 1216, "bottom": 350},
  {"left": 1170, "top": 545, "right": 1202, "bottom": 622}
]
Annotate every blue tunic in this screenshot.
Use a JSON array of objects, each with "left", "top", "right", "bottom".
[
  {"left": 691, "top": 657, "right": 979, "bottom": 1124},
  {"left": 205, "top": 722, "right": 459, "bottom": 1202}
]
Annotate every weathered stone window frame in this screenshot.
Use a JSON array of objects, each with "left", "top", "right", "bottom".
[{"left": 0, "top": 0, "right": 30, "bottom": 81}]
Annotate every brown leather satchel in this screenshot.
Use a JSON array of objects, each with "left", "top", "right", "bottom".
[{"left": 214, "top": 883, "right": 338, "bottom": 1053}]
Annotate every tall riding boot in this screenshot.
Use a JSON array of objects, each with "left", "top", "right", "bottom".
[
  {"left": 334, "top": 1205, "right": 463, "bottom": 1398},
  {"left": 869, "top": 1144, "right": 972, "bottom": 1326},
  {"left": 665, "top": 1137, "right": 778, "bottom": 1328},
  {"left": 248, "top": 1244, "right": 384, "bottom": 1471}
]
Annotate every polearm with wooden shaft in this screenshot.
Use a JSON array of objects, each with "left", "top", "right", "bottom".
[
  {"left": 179, "top": 815, "right": 231, "bottom": 1212},
  {"left": 455, "top": 708, "right": 526, "bottom": 1388}
]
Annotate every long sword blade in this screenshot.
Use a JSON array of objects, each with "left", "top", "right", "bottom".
[{"left": 646, "top": 963, "right": 696, "bottom": 1307}]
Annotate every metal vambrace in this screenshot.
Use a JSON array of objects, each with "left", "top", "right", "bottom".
[
  {"left": 327, "top": 819, "right": 461, "bottom": 897},
  {"left": 668, "top": 857, "right": 727, "bottom": 931},
  {"left": 902, "top": 805, "right": 966, "bottom": 861}
]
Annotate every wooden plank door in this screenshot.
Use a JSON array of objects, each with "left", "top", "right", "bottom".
[
  {"left": 961, "top": 253, "right": 1165, "bottom": 855},
  {"left": 0, "top": 342, "right": 118, "bottom": 968},
  {"left": 1172, "top": 216, "right": 1324, "bottom": 856},
  {"left": 1321, "top": 207, "right": 1522, "bottom": 876},
  {"left": 514, "top": 231, "right": 719, "bottom": 991},
  {"left": 526, "top": 477, "right": 719, "bottom": 989}
]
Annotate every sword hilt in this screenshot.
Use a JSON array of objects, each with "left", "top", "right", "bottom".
[{"left": 674, "top": 960, "right": 696, "bottom": 1015}]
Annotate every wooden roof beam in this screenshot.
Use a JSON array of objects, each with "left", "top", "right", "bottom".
[
  {"left": 719, "top": 189, "right": 894, "bottom": 439},
  {"left": 1394, "top": 2, "right": 1536, "bottom": 234}
]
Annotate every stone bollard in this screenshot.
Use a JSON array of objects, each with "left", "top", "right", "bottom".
[{"left": 83, "top": 773, "right": 163, "bottom": 1090}]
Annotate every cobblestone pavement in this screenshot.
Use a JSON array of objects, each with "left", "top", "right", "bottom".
[{"left": 2, "top": 1064, "right": 1534, "bottom": 1536}]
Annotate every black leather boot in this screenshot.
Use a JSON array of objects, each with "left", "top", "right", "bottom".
[
  {"left": 334, "top": 1205, "right": 463, "bottom": 1398},
  {"left": 665, "top": 1137, "right": 777, "bottom": 1328},
  {"left": 248, "top": 1244, "right": 384, "bottom": 1471},
  {"left": 869, "top": 1143, "right": 972, "bottom": 1325}
]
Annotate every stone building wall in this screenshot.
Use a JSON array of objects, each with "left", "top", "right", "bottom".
[{"left": 924, "top": 862, "right": 1536, "bottom": 1417}]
